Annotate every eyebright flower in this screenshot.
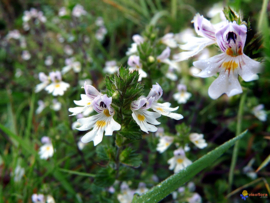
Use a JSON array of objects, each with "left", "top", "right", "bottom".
[
  {"left": 160, "top": 33, "right": 178, "bottom": 48},
  {"left": 188, "top": 193, "right": 202, "bottom": 203},
  {"left": 128, "top": 55, "right": 147, "bottom": 81},
  {"left": 39, "top": 137, "right": 54, "bottom": 160},
  {"left": 157, "top": 136, "right": 174, "bottom": 153},
  {"left": 166, "top": 67, "right": 178, "bottom": 81},
  {"left": 76, "top": 95, "right": 121, "bottom": 145},
  {"left": 173, "top": 84, "right": 192, "bottom": 104},
  {"left": 35, "top": 72, "right": 50, "bottom": 93},
  {"left": 95, "top": 17, "right": 104, "bottom": 26},
  {"left": 50, "top": 99, "right": 61, "bottom": 111},
  {"left": 147, "top": 83, "right": 183, "bottom": 120},
  {"left": 62, "top": 57, "right": 81, "bottom": 74},
  {"left": 36, "top": 100, "right": 45, "bottom": 114},
  {"left": 135, "top": 182, "right": 149, "bottom": 195},
  {"left": 126, "top": 34, "right": 144, "bottom": 55},
  {"left": 64, "top": 45, "right": 74, "bottom": 55},
  {"left": 69, "top": 82, "right": 101, "bottom": 116},
  {"left": 194, "top": 20, "right": 261, "bottom": 99},
  {"left": 168, "top": 148, "right": 192, "bottom": 173},
  {"left": 72, "top": 4, "right": 87, "bottom": 17},
  {"left": 22, "top": 50, "right": 31, "bottom": 60},
  {"left": 6, "top": 30, "right": 21, "bottom": 40},
  {"left": 252, "top": 104, "right": 267, "bottom": 122},
  {"left": 117, "top": 182, "right": 135, "bottom": 203},
  {"left": 189, "top": 133, "right": 207, "bottom": 149},
  {"left": 155, "top": 127, "right": 164, "bottom": 137},
  {"left": 95, "top": 26, "right": 107, "bottom": 41},
  {"left": 44, "top": 56, "right": 53, "bottom": 66},
  {"left": 32, "top": 194, "right": 45, "bottom": 203},
  {"left": 58, "top": 7, "right": 67, "bottom": 16},
  {"left": 131, "top": 96, "right": 160, "bottom": 133},
  {"left": 103, "top": 60, "right": 119, "bottom": 74},
  {"left": 157, "top": 47, "right": 178, "bottom": 69},
  {"left": 45, "top": 71, "right": 70, "bottom": 96}
]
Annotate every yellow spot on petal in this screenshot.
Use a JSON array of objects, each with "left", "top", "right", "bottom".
[
  {"left": 156, "top": 107, "right": 164, "bottom": 112},
  {"left": 103, "top": 109, "right": 111, "bottom": 117},
  {"left": 226, "top": 47, "right": 243, "bottom": 57},
  {"left": 55, "top": 83, "right": 60, "bottom": 88},
  {"left": 87, "top": 102, "right": 91, "bottom": 105},
  {"left": 222, "top": 60, "right": 238, "bottom": 74},
  {"left": 195, "top": 140, "right": 199, "bottom": 144},
  {"left": 96, "top": 120, "right": 106, "bottom": 128},
  {"left": 137, "top": 114, "right": 145, "bottom": 121},
  {"left": 165, "top": 142, "right": 169, "bottom": 146},
  {"left": 226, "top": 48, "right": 234, "bottom": 56},
  {"left": 46, "top": 146, "right": 51, "bottom": 151},
  {"left": 177, "top": 158, "right": 183, "bottom": 164}
]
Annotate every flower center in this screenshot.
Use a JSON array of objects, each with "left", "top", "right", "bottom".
[
  {"left": 55, "top": 83, "right": 60, "bottom": 88},
  {"left": 222, "top": 60, "right": 238, "bottom": 74},
  {"left": 177, "top": 158, "right": 183, "bottom": 164},
  {"left": 87, "top": 102, "right": 91, "bottom": 105},
  {"left": 137, "top": 114, "right": 145, "bottom": 121},
  {"left": 226, "top": 47, "right": 242, "bottom": 57},
  {"left": 96, "top": 120, "right": 106, "bottom": 128},
  {"left": 156, "top": 107, "right": 164, "bottom": 112},
  {"left": 46, "top": 146, "right": 51, "bottom": 151},
  {"left": 195, "top": 140, "right": 199, "bottom": 144},
  {"left": 103, "top": 109, "right": 111, "bottom": 117},
  {"left": 165, "top": 142, "right": 169, "bottom": 146}
]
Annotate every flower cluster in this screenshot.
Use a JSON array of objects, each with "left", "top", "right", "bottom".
[{"left": 22, "top": 8, "right": 47, "bottom": 31}]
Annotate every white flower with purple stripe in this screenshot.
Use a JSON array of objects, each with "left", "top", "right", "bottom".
[
  {"left": 77, "top": 95, "right": 121, "bottom": 146},
  {"left": 45, "top": 71, "right": 70, "bottom": 96},
  {"left": 128, "top": 55, "right": 147, "bottom": 81}
]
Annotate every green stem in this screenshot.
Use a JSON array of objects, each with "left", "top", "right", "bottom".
[
  {"left": 171, "top": 0, "right": 177, "bottom": 19},
  {"left": 228, "top": 92, "right": 247, "bottom": 193}
]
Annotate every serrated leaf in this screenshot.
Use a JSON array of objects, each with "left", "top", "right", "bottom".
[
  {"left": 132, "top": 130, "right": 248, "bottom": 203},
  {"left": 94, "top": 167, "right": 116, "bottom": 187},
  {"left": 256, "top": 154, "right": 270, "bottom": 172},
  {"left": 120, "top": 148, "right": 142, "bottom": 167},
  {"left": 96, "top": 145, "right": 116, "bottom": 161},
  {"left": 118, "top": 166, "right": 136, "bottom": 181}
]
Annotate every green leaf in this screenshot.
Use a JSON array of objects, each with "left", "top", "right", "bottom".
[
  {"left": 120, "top": 148, "right": 142, "bottom": 167},
  {"left": 94, "top": 167, "right": 116, "bottom": 187},
  {"left": 59, "top": 168, "right": 95, "bottom": 177},
  {"left": 132, "top": 130, "right": 248, "bottom": 203},
  {"left": 96, "top": 145, "right": 116, "bottom": 161},
  {"left": 256, "top": 154, "right": 270, "bottom": 172},
  {"left": 118, "top": 166, "right": 136, "bottom": 181}
]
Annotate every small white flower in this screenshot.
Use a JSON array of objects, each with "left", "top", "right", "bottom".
[
  {"left": 168, "top": 148, "right": 192, "bottom": 173},
  {"left": 104, "top": 60, "right": 119, "bottom": 74},
  {"left": 77, "top": 140, "right": 87, "bottom": 150},
  {"left": 95, "top": 26, "right": 107, "bottom": 41},
  {"left": 155, "top": 127, "right": 164, "bottom": 137},
  {"left": 36, "top": 100, "right": 46, "bottom": 114},
  {"left": 126, "top": 34, "right": 144, "bottom": 55},
  {"left": 252, "top": 104, "right": 267, "bottom": 121},
  {"left": 243, "top": 158, "right": 257, "bottom": 179},
  {"left": 157, "top": 136, "right": 174, "bottom": 153},
  {"left": 147, "top": 83, "right": 183, "bottom": 120},
  {"left": 187, "top": 182, "right": 196, "bottom": 192},
  {"left": 72, "top": 4, "right": 87, "bottom": 17},
  {"left": 77, "top": 95, "right": 121, "bottom": 146},
  {"left": 13, "top": 165, "right": 25, "bottom": 182},
  {"left": 160, "top": 33, "right": 178, "bottom": 48},
  {"left": 135, "top": 182, "right": 149, "bottom": 195},
  {"left": 64, "top": 45, "right": 74, "bottom": 55},
  {"left": 22, "top": 50, "right": 31, "bottom": 60},
  {"left": 35, "top": 72, "right": 50, "bottom": 93},
  {"left": 6, "top": 30, "right": 21, "bottom": 40},
  {"left": 62, "top": 58, "right": 81, "bottom": 74},
  {"left": 131, "top": 96, "right": 161, "bottom": 133},
  {"left": 58, "top": 7, "right": 67, "bottom": 16},
  {"left": 50, "top": 99, "right": 61, "bottom": 111},
  {"left": 128, "top": 55, "right": 147, "bottom": 81},
  {"left": 95, "top": 17, "right": 104, "bottom": 26},
  {"left": 157, "top": 47, "right": 178, "bottom": 69},
  {"left": 45, "top": 71, "right": 70, "bottom": 96},
  {"left": 117, "top": 182, "right": 135, "bottom": 203},
  {"left": 57, "top": 34, "right": 65, "bottom": 43},
  {"left": 189, "top": 133, "right": 207, "bottom": 149},
  {"left": 46, "top": 195, "right": 55, "bottom": 203},
  {"left": 39, "top": 140, "right": 54, "bottom": 160},
  {"left": 32, "top": 194, "right": 45, "bottom": 203},
  {"left": 45, "top": 56, "right": 53, "bottom": 66},
  {"left": 69, "top": 82, "right": 101, "bottom": 116},
  {"left": 173, "top": 84, "right": 192, "bottom": 104},
  {"left": 188, "top": 193, "right": 202, "bottom": 203},
  {"left": 166, "top": 67, "right": 178, "bottom": 81}
]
